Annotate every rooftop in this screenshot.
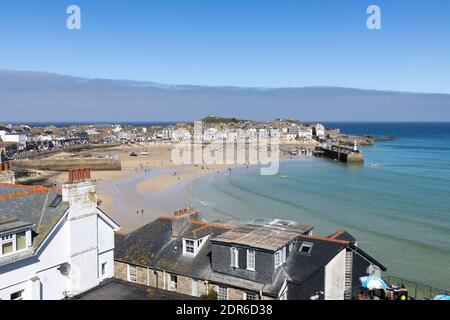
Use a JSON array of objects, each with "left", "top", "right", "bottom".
[
  {"left": 212, "top": 221, "right": 312, "bottom": 252},
  {"left": 73, "top": 278, "right": 198, "bottom": 300}
]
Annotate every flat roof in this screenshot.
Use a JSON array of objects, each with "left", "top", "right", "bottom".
[
  {"left": 73, "top": 279, "right": 198, "bottom": 300},
  {"left": 212, "top": 222, "right": 311, "bottom": 252}
]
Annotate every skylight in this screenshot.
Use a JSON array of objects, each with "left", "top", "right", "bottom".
[{"left": 299, "top": 242, "right": 313, "bottom": 255}]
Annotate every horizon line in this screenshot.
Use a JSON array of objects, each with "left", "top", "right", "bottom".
[{"left": 2, "top": 68, "right": 450, "bottom": 96}]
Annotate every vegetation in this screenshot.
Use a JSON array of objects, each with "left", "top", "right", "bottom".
[
  {"left": 201, "top": 115, "right": 245, "bottom": 124},
  {"left": 200, "top": 290, "right": 218, "bottom": 300}
]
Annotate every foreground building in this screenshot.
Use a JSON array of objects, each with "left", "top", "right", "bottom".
[
  {"left": 0, "top": 169, "right": 120, "bottom": 300},
  {"left": 114, "top": 208, "right": 386, "bottom": 300}
]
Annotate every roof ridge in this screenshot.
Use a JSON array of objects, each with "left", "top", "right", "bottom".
[
  {"left": 327, "top": 228, "right": 347, "bottom": 239},
  {"left": 298, "top": 234, "right": 350, "bottom": 245},
  {"left": 0, "top": 187, "right": 60, "bottom": 200}
]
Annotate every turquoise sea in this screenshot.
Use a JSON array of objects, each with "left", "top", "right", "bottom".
[{"left": 185, "top": 123, "right": 450, "bottom": 289}]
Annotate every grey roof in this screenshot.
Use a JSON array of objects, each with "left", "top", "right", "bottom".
[
  {"left": 284, "top": 236, "right": 348, "bottom": 285},
  {"left": 0, "top": 185, "right": 29, "bottom": 197},
  {"left": 115, "top": 217, "right": 234, "bottom": 280},
  {"left": 0, "top": 220, "right": 34, "bottom": 233},
  {"left": 0, "top": 185, "right": 69, "bottom": 251},
  {"left": 114, "top": 218, "right": 173, "bottom": 267},
  {"left": 74, "top": 278, "right": 198, "bottom": 300},
  {"left": 212, "top": 224, "right": 307, "bottom": 252},
  {"left": 156, "top": 223, "right": 233, "bottom": 280}
]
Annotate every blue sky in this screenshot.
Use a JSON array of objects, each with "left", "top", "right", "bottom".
[{"left": 0, "top": 0, "right": 449, "bottom": 93}]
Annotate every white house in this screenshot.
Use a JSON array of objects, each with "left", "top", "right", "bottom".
[
  {"left": 0, "top": 169, "right": 120, "bottom": 300},
  {"left": 0, "top": 131, "right": 27, "bottom": 150}
]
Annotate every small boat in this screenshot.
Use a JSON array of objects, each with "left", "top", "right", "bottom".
[
  {"left": 280, "top": 174, "right": 288, "bottom": 179},
  {"left": 370, "top": 162, "right": 383, "bottom": 168}
]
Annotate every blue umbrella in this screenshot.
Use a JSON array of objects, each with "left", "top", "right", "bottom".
[
  {"left": 433, "top": 295, "right": 450, "bottom": 301},
  {"left": 360, "top": 276, "right": 389, "bottom": 290}
]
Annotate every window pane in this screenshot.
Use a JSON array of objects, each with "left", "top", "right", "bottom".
[
  {"left": 218, "top": 286, "right": 228, "bottom": 300},
  {"left": 16, "top": 232, "right": 26, "bottom": 251},
  {"left": 2, "top": 242, "right": 13, "bottom": 255},
  {"left": 246, "top": 292, "right": 257, "bottom": 300}
]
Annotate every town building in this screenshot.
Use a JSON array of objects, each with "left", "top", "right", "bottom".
[
  {"left": 114, "top": 208, "right": 385, "bottom": 300},
  {"left": 0, "top": 169, "right": 120, "bottom": 300}
]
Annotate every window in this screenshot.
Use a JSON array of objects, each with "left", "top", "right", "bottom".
[
  {"left": 218, "top": 286, "right": 228, "bottom": 300},
  {"left": 185, "top": 239, "right": 195, "bottom": 254},
  {"left": 2, "top": 242, "right": 13, "bottom": 255},
  {"left": 170, "top": 275, "right": 178, "bottom": 291},
  {"left": 191, "top": 279, "right": 198, "bottom": 297},
  {"left": 16, "top": 232, "right": 26, "bottom": 251},
  {"left": 128, "top": 265, "right": 137, "bottom": 283},
  {"left": 230, "top": 247, "right": 239, "bottom": 268},
  {"left": 101, "top": 262, "right": 107, "bottom": 277},
  {"left": 11, "top": 290, "right": 24, "bottom": 300},
  {"left": 299, "top": 242, "right": 314, "bottom": 255},
  {"left": 247, "top": 250, "right": 255, "bottom": 271},
  {"left": 245, "top": 292, "right": 257, "bottom": 300},
  {"left": 274, "top": 250, "right": 282, "bottom": 268}
]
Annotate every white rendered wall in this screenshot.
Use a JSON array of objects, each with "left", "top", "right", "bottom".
[{"left": 324, "top": 249, "right": 346, "bottom": 300}]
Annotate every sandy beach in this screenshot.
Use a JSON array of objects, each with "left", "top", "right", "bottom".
[{"left": 15, "top": 140, "right": 316, "bottom": 233}]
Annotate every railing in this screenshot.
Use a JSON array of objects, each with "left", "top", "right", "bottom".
[
  {"left": 345, "top": 275, "right": 449, "bottom": 300},
  {"left": 383, "top": 275, "right": 449, "bottom": 300}
]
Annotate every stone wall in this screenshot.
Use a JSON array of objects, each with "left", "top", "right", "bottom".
[
  {"left": 114, "top": 261, "right": 275, "bottom": 300},
  {"left": 11, "top": 158, "right": 121, "bottom": 171}
]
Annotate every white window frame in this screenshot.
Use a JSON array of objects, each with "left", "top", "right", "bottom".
[
  {"left": 274, "top": 250, "right": 282, "bottom": 269},
  {"left": 299, "top": 242, "right": 314, "bottom": 255},
  {"left": 218, "top": 286, "right": 228, "bottom": 300},
  {"left": 0, "top": 230, "right": 31, "bottom": 257},
  {"left": 169, "top": 274, "right": 178, "bottom": 292},
  {"left": 244, "top": 291, "right": 257, "bottom": 300},
  {"left": 185, "top": 239, "right": 195, "bottom": 254},
  {"left": 247, "top": 250, "right": 255, "bottom": 271},
  {"left": 127, "top": 265, "right": 137, "bottom": 283},
  {"left": 230, "top": 247, "right": 239, "bottom": 268}
]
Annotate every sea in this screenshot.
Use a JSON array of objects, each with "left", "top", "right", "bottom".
[{"left": 184, "top": 123, "right": 450, "bottom": 290}]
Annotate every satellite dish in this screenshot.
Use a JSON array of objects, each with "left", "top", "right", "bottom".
[{"left": 58, "top": 263, "right": 71, "bottom": 276}]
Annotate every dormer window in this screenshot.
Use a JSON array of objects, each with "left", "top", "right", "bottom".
[
  {"left": 185, "top": 240, "right": 195, "bottom": 253},
  {"left": 274, "top": 246, "right": 287, "bottom": 269},
  {"left": 0, "top": 231, "right": 30, "bottom": 257},
  {"left": 299, "top": 242, "right": 313, "bottom": 255},
  {"left": 183, "top": 236, "right": 208, "bottom": 256}
]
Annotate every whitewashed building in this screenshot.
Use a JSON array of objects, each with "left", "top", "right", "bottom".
[{"left": 0, "top": 169, "right": 120, "bottom": 300}]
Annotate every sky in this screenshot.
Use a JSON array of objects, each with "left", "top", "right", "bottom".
[{"left": 0, "top": 0, "right": 449, "bottom": 93}]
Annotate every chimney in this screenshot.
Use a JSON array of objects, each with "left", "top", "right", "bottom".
[
  {"left": 171, "top": 205, "right": 202, "bottom": 238},
  {"left": 68, "top": 168, "right": 91, "bottom": 183},
  {"left": 0, "top": 162, "right": 15, "bottom": 184},
  {"left": 62, "top": 168, "right": 97, "bottom": 215}
]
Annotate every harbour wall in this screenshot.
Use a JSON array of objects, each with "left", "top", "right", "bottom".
[{"left": 10, "top": 158, "right": 122, "bottom": 171}]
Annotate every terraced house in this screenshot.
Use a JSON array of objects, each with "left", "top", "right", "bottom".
[
  {"left": 114, "top": 207, "right": 386, "bottom": 300},
  {"left": 0, "top": 169, "right": 120, "bottom": 300}
]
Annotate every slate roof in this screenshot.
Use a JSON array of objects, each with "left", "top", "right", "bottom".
[
  {"left": 283, "top": 235, "right": 348, "bottom": 285},
  {"left": 212, "top": 223, "right": 308, "bottom": 252},
  {"left": 0, "top": 184, "right": 68, "bottom": 252},
  {"left": 115, "top": 217, "right": 235, "bottom": 279},
  {"left": 74, "top": 278, "right": 198, "bottom": 300},
  {"left": 327, "top": 229, "right": 357, "bottom": 243}
]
